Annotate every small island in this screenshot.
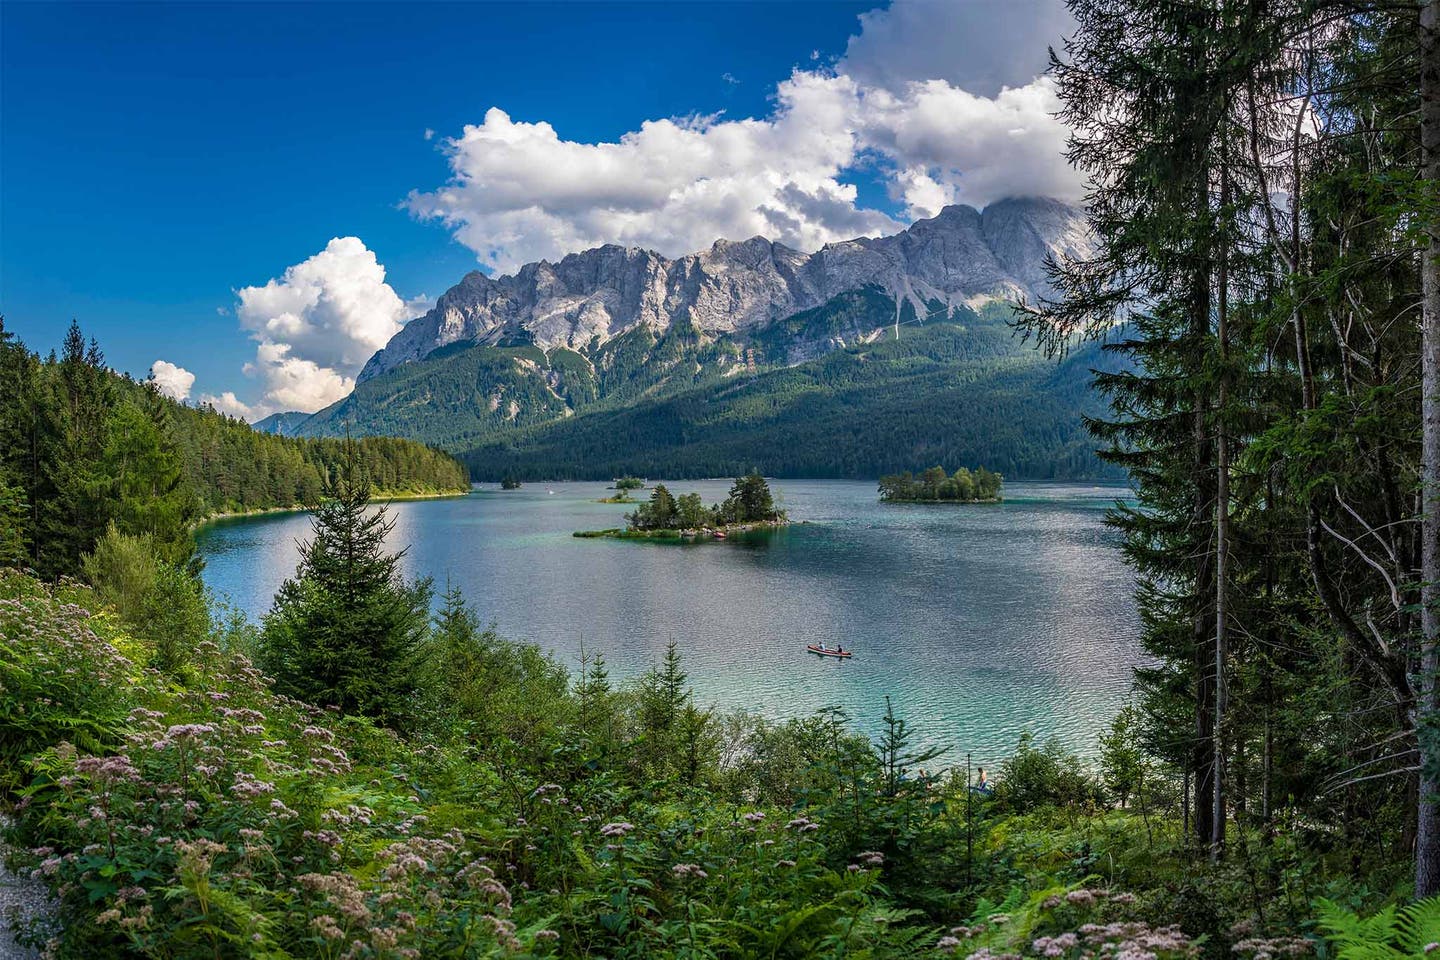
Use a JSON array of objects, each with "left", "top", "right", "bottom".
[
  {"left": 575, "top": 470, "right": 787, "bottom": 540},
  {"left": 878, "top": 465, "right": 1002, "bottom": 503},
  {"left": 595, "top": 476, "right": 646, "bottom": 502},
  {"left": 500, "top": 476, "right": 522, "bottom": 490}
]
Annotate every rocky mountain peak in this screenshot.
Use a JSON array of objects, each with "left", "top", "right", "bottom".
[{"left": 357, "top": 195, "right": 1089, "bottom": 382}]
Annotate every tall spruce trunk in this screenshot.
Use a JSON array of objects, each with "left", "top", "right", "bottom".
[
  {"left": 1192, "top": 267, "right": 1217, "bottom": 850},
  {"left": 1212, "top": 160, "right": 1231, "bottom": 862},
  {"left": 1420, "top": 0, "right": 1440, "bottom": 899}
]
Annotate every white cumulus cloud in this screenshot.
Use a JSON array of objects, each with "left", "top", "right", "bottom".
[
  {"left": 407, "top": 72, "right": 900, "bottom": 273},
  {"left": 406, "top": 1, "right": 1082, "bottom": 273},
  {"left": 839, "top": 0, "right": 1073, "bottom": 99},
  {"left": 858, "top": 76, "right": 1076, "bottom": 220},
  {"left": 231, "top": 237, "right": 426, "bottom": 416},
  {"left": 199, "top": 390, "right": 259, "bottom": 421},
  {"left": 149, "top": 360, "right": 195, "bottom": 401}
]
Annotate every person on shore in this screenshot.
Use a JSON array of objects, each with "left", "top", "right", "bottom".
[{"left": 973, "top": 767, "right": 992, "bottom": 794}]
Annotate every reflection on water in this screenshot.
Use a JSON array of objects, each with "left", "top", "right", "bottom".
[{"left": 197, "top": 480, "right": 1141, "bottom": 762}]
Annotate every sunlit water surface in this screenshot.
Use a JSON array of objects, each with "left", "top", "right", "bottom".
[{"left": 197, "top": 480, "right": 1140, "bottom": 762}]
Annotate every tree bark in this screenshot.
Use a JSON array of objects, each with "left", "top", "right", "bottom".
[
  {"left": 1213, "top": 157, "right": 1231, "bottom": 863},
  {"left": 1192, "top": 263, "right": 1217, "bottom": 850},
  {"left": 1419, "top": 0, "right": 1440, "bottom": 899}
]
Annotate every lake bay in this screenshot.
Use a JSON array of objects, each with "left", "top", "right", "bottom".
[{"left": 197, "top": 479, "right": 1141, "bottom": 762}]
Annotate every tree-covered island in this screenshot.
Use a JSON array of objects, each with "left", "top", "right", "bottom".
[
  {"left": 595, "top": 478, "right": 644, "bottom": 503},
  {"left": 575, "top": 470, "right": 786, "bottom": 540},
  {"left": 878, "top": 465, "right": 1002, "bottom": 503}
]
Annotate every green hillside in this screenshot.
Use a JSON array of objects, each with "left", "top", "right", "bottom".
[
  {"left": 299, "top": 314, "right": 743, "bottom": 450},
  {"left": 0, "top": 319, "right": 470, "bottom": 581},
  {"left": 296, "top": 293, "right": 1115, "bottom": 481},
  {"left": 460, "top": 317, "right": 1117, "bottom": 481}
]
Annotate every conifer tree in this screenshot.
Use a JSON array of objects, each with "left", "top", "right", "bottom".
[{"left": 260, "top": 441, "right": 432, "bottom": 727}]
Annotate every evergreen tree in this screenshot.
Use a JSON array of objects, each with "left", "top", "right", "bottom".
[
  {"left": 260, "top": 443, "right": 432, "bottom": 727},
  {"left": 100, "top": 395, "right": 199, "bottom": 564},
  {"left": 720, "top": 470, "right": 779, "bottom": 523},
  {"left": 576, "top": 646, "right": 614, "bottom": 735},
  {"left": 0, "top": 480, "right": 29, "bottom": 569},
  {"left": 34, "top": 320, "right": 115, "bottom": 578},
  {"left": 637, "top": 640, "right": 696, "bottom": 778}
]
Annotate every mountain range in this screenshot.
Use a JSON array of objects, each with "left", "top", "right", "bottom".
[{"left": 258, "top": 197, "right": 1118, "bottom": 481}]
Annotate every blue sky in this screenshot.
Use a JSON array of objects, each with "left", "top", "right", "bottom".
[{"left": 0, "top": 1, "right": 1073, "bottom": 418}]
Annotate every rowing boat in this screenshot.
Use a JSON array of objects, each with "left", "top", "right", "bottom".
[{"left": 807, "top": 644, "right": 852, "bottom": 659}]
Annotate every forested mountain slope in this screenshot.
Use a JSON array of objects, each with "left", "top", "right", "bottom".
[
  {"left": 294, "top": 290, "right": 1117, "bottom": 480},
  {"left": 461, "top": 313, "right": 1119, "bottom": 481},
  {"left": 278, "top": 200, "right": 1111, "bottom": 480},
  {"left": 0, "top": 319, "right": 468, "bottom": 580}
]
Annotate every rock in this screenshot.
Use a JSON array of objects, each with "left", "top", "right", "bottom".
[
  {"left": 358, "top": 196, "right": 1089, "bottom": 382},
  {"left": 0, "top": 817, "right": 54, "bottom": 960}
]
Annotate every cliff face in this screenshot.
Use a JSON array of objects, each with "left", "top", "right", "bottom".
[{"left": 358, "top": 196, "right": 1087, "bottom": 382}]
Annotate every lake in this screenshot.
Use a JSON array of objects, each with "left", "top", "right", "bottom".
[{"left": 196, "top": 479, "right": 1141, "bottom": 763}]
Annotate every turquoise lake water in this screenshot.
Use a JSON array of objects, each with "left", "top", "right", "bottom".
[{"left": 196, "top": 479, "right": 1141, "bottom": 763}]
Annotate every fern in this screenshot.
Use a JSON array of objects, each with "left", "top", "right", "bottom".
[
  {"left": 1398, "top": 899, "right": 1440, "bottom": 955},
  {"left": 1316, "top": 897, "right": 1440, "bottom": 960}
]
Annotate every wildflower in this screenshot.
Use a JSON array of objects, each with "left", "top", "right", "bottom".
[
  {"left": 856, "top": 850, "right": 884, "bottom": 866},
  {"left": 599, "top": 822, "right": 634, "bottom": 837},
  {"left": 75, "top": 755, "right": 140, "bottom": 783},
  {"left": 743, "top": 811, "right": 766, "bottom": 822},
  {"left": 672, "top": 863, "right": 708, "bottom": 878},
  {"left": 164, "top": 723, "right": 215, "bottom": 741},
  {"left": 311, "top": 915, "right": 345, "bottom": 940}
]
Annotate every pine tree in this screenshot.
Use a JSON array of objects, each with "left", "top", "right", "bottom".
[
  {"left": 101, "top": 394, "right": 199, "bottom": 564},
  {"left": 576, "top": 646, "right": 614, "bottom": 733},
  {"left": 723, "top": 470, "right": 777, "bottom": 523},
  {"left": 0, "top": 480, "right": 28, "bottom": 569},
  {"left": 260, "top": 442, "right": 432, "bottom": 727},
  {"left": 1420, "top": 0, "right": 1440, "bottom": 896}
]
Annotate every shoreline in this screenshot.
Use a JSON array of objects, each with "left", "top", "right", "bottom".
[
  {"left": 192, "top": 489, "right": 471, "bottom": 531},
  {"left": 573, "top": 518, "right": 791, "bottom": 541},
  {"left": 878, "top": 496, "right": 1003, "bottom": 505}
]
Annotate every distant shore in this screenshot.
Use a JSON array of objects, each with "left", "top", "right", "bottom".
[{"left": 193, "top": 489, "right": 471, "bottom": 530}]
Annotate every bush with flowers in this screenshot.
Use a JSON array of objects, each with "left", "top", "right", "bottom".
[
  {"left": 1, "top": 570, "right": 958, "bottom": 958},
  {"left": 0, "top": 564, "right": 1418, "bottom": 959}
]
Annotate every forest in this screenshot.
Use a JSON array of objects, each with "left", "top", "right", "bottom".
[
  {"left": 877, "top": 467, "right": 1003, "bottom": 503},
  {"left": 0, "top": 319, "right": 469, "bottom": 581},
  {"left": 462, "top": 319, "right": 1120, "bottom": 483},
  {"left": 13, "top": 0, "right": 1440, "bottom": 956},
  {"left": 622, "top": 472, "right": 785, "bottom": 532}
]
